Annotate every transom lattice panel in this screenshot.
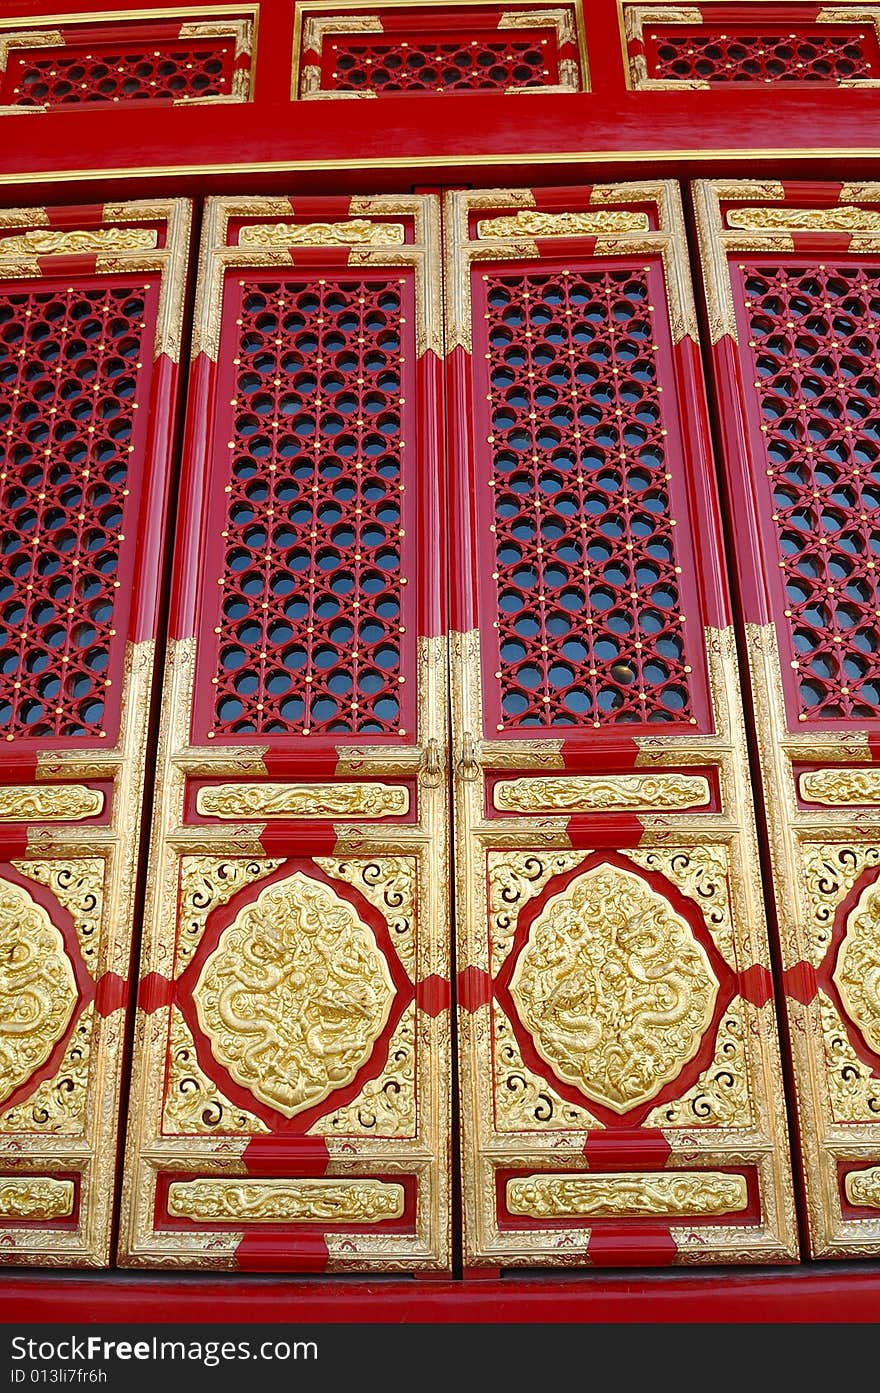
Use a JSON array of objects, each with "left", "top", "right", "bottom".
[
  {"left": 119, "top": 195, "right": 452, "bottom": 1275},
  {"left": 0, "top": 199, "right": 191, "bottom": 1266},
  {"left": 695, "top": 179, "right": 880, "bottom": 1258},
  {"left": 293, "top": 1, "right": 586, "bottom": 97},
  {"left": 0, "top": 9, "right": 255, "bottom": 113},
  {"left": 623, "top": 3, "right": 880, "bottom": 88},
  {"left": 446, "top": 183, "right": 797, "bottom": 1270}
]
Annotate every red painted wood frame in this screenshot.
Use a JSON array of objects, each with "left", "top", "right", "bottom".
[
  {"left": 118, "top": 194, "right": 452, "bottom": 1274},
  {"left": 693, "top": 177, "right": 880, "bottom": 1257},
  {"left": 0, "top": 197, "right": 191, "bottom": 1265},
  {"left": 446, "top": 182, "right": 797, "bottom": 1269}
]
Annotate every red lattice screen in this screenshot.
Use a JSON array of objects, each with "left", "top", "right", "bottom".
[
  {"left": 645, "top": 24, "right": 876, "bottom": 83},
  {"left": 298, "top": 5, "right": 581, "bottom": 96},
  {"left": 482, "top": 265, "right": 694, "bottom": 728},
  {"left": 0, "top": 279, "right": 153, "bottom": 741},
  {"left": 734, "top": 260, "right": 880, "bottom": 722},
  {"left": 208, "top": 275, "right": 409, "bottom": 739}
]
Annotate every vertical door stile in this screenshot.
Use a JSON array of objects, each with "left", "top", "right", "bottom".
[
  {"left": 446, "top": 182, "right": 798, "bottom": 1270},
  {"left": 0, "top": 198, "right": 192, "bottom": 1265},
  {"left": 693, "top": 178, "right": 880, "bottom": 1258},
  {"left": 118, "top": 194, "right": 452, "bottom": 1274}
]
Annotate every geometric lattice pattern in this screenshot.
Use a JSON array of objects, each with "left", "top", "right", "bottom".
[
  {"left": 0, "top": 282, "right": 149, "bottom": 740},
  {"left": 327, "top": 32, "right": 553, "bottom": 92},
  {"left": 4, "top": 41, "right": 236, "bottom": 107},
  {"left": 645, "top": 25, "right": 876, "bottom": 83},
  {"left": 483, "top": 266, "right": 695, "bottom": 727},
  {"left": 209, "top": 278, "right": 408, "bottom": 738},
  {"left": 740, "top": 263, "right": 880, "bottom": 720}
]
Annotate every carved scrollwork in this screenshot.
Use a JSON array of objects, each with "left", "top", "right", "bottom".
[
  {"left": 0, "top": 1178, "right": 75, "bottom": 1221},
  {"left": 166, "top": 1177, "right": 405, "bottom": 1222},
  {"left": 818, "top": 992, "right": 880, "bottom": 1122},
  {"left": 0, "top": 785, "right": 103, "bottom": 821},
  {"left": 238, "top": 220, "right": 405, "bottom": 248},
  {"left": 833, "top": 878, "right": 880, "bottom": 1055},
  {"left": 506, "top": 1171, "right": 748, "bottom": 1217},
  {"left": 196, "top": 781, "right": 408, "bottom": 819},
  {"left": 311, "top": 1002, "right": 416, "bottom": 1137},
  {"left": 488, "top": 850, "right": 587, "bottom": 970},
  {"left": 175, "top": 858, "right": 282, "bottom": 974},
  {"left": 509, "top": 863, "right": 719, "bottom": 1112},
  {"left": 316, "top": 855, "right": 417, "bottom": 979},
  {"left": 800, "top": 769, "right": 880, "bottom": 806},
  {"left": 493, "top": 1006, "right": 599, "bottom": 1130},
  {"left": 162, "top": 1008, "right": 267, "bottom": 1135},
  {"left": 845, "top": 1167, "right": 880, "bottom": 1208},
  {"left": 646, "top": 996, "right": 752, "bottom": 1127},
  {"left": 801, "top": 844, "right": 880, "bottom": 965},
  {"left": 0, "top": 228, "right": 158, "bottom": 257},
  {"left": 726, "top": 205, "right": 880, "bottom": 233},
  {"left": 193, "top": 871, "right": 395, "bottom": 1117},
  {"left": 628, "top": 845, "right": 735, "bottom": 964},
  {"left": 476, "top": 210, "right": 650, "bottom": 239},
  {"left": 493, "top": 773, "right": 710, "bottom": 812},
  {"left": 0, "top": 1004, "right": 91, "bottom": 1134},
  {"left": 0, "top": 878, "right": 78, "bottom": 1106}
]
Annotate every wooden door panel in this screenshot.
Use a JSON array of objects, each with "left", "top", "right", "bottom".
[
  {"left": 0, "top": 198, "right": 191, "bottom": 1265},
  {"left": 694, "top": 178, "right": 880, "bottom": 1257},
  {"left": 118, "top": 195, "right": 452, "bottom": 1273},
  {"left": 447, "top": 183, "right": 798, "bottom": 1268}
]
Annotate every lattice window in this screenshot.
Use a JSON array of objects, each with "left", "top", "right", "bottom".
[
  {"left": 482, "top": 266, "right": 695, "bottom": 728},
  {"left": 623, "top": 4, "right": 880, "bottom": 87},
  {"left": 208, "top": 276, "right": 410, "bottom": 739},
  {"left": 295, "top": 3, "right": 584, "bottom": 96},
  {"left": 0, "top": 14, "right": 254, "bottom": 111},
  {"left": 0, "top": 281, "right": 152, "bottom": 740},
  {"left": 737, "top": 261, "right": 880, "bottom": 721}
]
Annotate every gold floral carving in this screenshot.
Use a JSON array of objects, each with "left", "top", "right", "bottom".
[
  {"left": 726, "top": 205, "right": 880, "bottom": 232},
  {"left": 844, "top": 1167, "right": 880, "bottom": 1208},
  {"left": 627, "top": 845, "right": 735, "bottom": 964},
  {"left": 167, "top": 1177, "right": 405, "bottom": 1223},
  {"left": 312, "top": 1001, "right": 416, "bottom": 1137},
  {"left": 0, "top": 786, "right": 103, "bottom": 821},
  {"left": 0, "top": 1178, "right": 75, "bottom": 1221},
  {"left": 493, "top": 773, "right": 710, "bottom": 813},
  {"left": 0, "top": 878, "right": 78, "bottom": 1106},
  {"left": 175, "top": 858, "right": 282, "bottom": 975},
  {"left": 506, "top": 1171, "right": 748, "bottom": 1218},
  {"left": 646, "top": 997, "right": 752, "bottom": 1128},
  {"left": 238, "top": 220, "right": 405, "bottom": 248},
  {"left": 193, "top": 871, "right": 395, "bottom": 1117},
  {"left": 162, "top": 1008, "right": 268, "bottom": 1136},
  {"left": 818, "top": 992, "right": 880, "bottom": 1123},
  {"left": 801, "top": 843, "right": 880, "bottom": 965},
  {"left": 488, "top": 850, "right": 587, "bottom": 970},
  {"left": 0, "top": 228, "right": 158, "bottom": 256},
  {"left": 493, "top": 1006, "right": 599, "bottom": 1130},
  {"left": 833, "top": 878, "right": 880, "bottom": 1055},
  {"left": 800, "top": 769, "right": 880, "bottom": 806},
  {"left": 509, "top": 863, "right": 719, "bottom": 1113},
  {"left": 315, "top": 856, "right": 417, "bottom": 980},
  {"left": 196, "top": 782, "right": 408, "bottom": 820},
  {"left": 0, "top": 1004, "right": 91, "bottom": 1135},
  {"left": 476, "top": 210, "right": 650, "bottom": 239},
  {"left": 13, "top": 859, "right": 104, "bottom": 979}
]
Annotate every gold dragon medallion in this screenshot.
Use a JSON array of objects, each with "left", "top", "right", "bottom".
[
  {"left": 508, "top": 863, "right": 719, "bottom": 1113},
  {"left": 833, "top": 877, "right": 880, "bottom": 1056},
  {"left": 193, "top": 871, "right": 396, "bottom": 1118},
  {"left": 0, "top": 877, "right": 78, "bottom": 1107}
]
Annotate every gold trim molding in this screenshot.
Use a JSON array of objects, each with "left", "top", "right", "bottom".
[
  {"left": 506, "top": 1171, "right": 749, "bottom": 1217},
  {"left": 166, "top": 1177, "right": 405, "bottom": 1222},
  {"left": 493, "top": 773, "right": 710, "bottom": 812},
  {"left": 0, "top": 1177, "right": 75, "bottom": 1220},
  {"left": 196, "top": 781, "right": 409, "bottom": 819}
]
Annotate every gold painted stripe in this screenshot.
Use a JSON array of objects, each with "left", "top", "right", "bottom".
[
  {"left": 726, "top": 205, "right": 880, "bottom": 232},
  {"left": 0, "top": 1177, "right": 75, "bottom": 1220},
  {"left": 845, "top": 1167, "right": 880, "bottom": 1208},
  {"left": 0, "top": 785, "right": 103, "bottom": 821},
  {"left": 507, "top": 1171, "right": 748, "bottom": 1217},
  {"left": 476, "top": 209, "right": 650, "bottom": 238},
  {"left": 493, "top": 773, "right": 710, "bottom": 812},
  {"left": 800, "top": 769, "right": 880, "bottom": 806},
  {"left": 196, "top": 781, "right": 409, "bottom": 819},
  {"left": 167, "top": 1178, "right": 405, "bottom": 1222}
]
